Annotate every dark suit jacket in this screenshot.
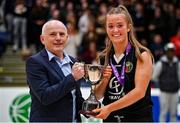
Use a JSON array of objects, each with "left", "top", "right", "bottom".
[{"left": 26, "top": 49, "right": 85, "bottom": 122}]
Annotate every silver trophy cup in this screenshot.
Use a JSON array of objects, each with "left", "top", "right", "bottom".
[{"left": 80, "top": 64, "right": 104, "bottom": 116}]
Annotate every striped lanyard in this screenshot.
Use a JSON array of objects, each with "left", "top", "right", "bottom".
[{"left": 110, "top": 42, "right": 131, "bottom": 86}]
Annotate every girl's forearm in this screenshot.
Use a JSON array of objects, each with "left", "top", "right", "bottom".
[{"left": 94, "top": 78, "right": 109, "bottom": 100}]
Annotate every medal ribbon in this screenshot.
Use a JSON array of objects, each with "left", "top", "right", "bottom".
[{"left": 110, "top": 43, "right": 131, "bottom": 86}]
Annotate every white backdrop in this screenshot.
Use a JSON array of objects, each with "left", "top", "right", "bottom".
[
  {"left": 0, "top": 87, "right": 93, "bottom": 122},
  {"left": 1, "top": 87, "right": 180, "bottom": 122}
]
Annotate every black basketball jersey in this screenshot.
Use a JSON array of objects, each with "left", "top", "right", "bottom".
[{"left": 100, "top": 46, "right": 153, "bottom": 122}]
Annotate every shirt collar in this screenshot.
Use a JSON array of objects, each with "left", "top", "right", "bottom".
[{"left": 45, "top": 49, "right": 73, "bottom": 64}]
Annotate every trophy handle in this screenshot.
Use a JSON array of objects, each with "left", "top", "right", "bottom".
[
  {"left": 84, "top": 64, "right": 88, "bottom": 79},
  {"left": 83, "top": 64, "right": 90, "bottom": 83}
]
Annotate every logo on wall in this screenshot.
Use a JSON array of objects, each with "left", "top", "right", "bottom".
[{"left": 9, "top": 94, "right": 31, "bottom": 123}]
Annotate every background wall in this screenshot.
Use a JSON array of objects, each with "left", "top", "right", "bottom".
[{"left": 1, "top": 87, "right": 180, "bottom": 122}]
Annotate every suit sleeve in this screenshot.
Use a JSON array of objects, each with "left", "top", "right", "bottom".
[
  {"left": 26, "top": 57, "right": 76, "bottom": 105},
  {"left": 76, "top": 78, "right": 85, "bottom": 104}
]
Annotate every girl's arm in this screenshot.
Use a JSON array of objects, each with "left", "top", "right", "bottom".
[
  {"left": 94, "top": 66, "right": 112, "bottom": 100},
  {"left": 93, "top": 51, "right": 153, "bottom": 119}
]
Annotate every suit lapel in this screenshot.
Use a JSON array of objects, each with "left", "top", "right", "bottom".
[
  {"left": 49, "top": 59, "right": 65, "bottom": 77},
  {"left": 40, "top": 49, "right": 65, "bottom": 77}
]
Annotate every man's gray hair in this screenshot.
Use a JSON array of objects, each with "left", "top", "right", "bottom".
[{"left": 41, "top": 20, "right": 67, "bottom": 35}]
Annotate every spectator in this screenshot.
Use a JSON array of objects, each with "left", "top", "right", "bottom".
[
  {"left": 148, "top": 7, "right": 166, "bottom": 42},
  {"left": 95, "top": 3, "right": 107, "bottom": 51},
  {"left": 78, "top": 20, "right": 98, "bottom": 64},
  {"left": 29, "top": 0, "right": 49, "bottom": 52},
  {"left": 4, "top": 0, "right": 15, "bottom": 43},
  {"left": 133, "top": 2, "right": 147, "bottom": 41},
  {"left": 152, "top": 42, "right": 180, "bottom": 122},
  {"left": 12, "top": 0, "right": 28, "bottom": 52},
  {"left": 171, "top": 27, "right": 180, "bottom": 59},
  {"left": 150, "top": 34, "right": 164, "bottom": 62},
  {"left": 78, "top": 8, "right": 91, "bottom": 36},
  {"left": 65, "top": 21, "right": 82, "bottom": 58}
]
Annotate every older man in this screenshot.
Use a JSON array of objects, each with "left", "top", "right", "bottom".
[{"left": 26, "top": 20, "right": 85, "bottom": 122}]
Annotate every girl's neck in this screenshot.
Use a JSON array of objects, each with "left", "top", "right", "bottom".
[{"left": 113, "top": 41, "right": 128, "bottom": 58}]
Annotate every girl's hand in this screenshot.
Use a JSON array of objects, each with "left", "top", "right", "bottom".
[
  {"left": 92, "top": 106, "right": 111, "bottom": 119},
  {"left": 103, "top": 66, "right": 112, "bottom": 81}
]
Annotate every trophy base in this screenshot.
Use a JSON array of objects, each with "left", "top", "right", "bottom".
[{"left": 79, "top": 110, "right": 99, "bottom": 116}]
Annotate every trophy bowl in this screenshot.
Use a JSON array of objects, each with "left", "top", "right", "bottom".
[{"left": 79, "top": 64, "right": 104, "bottom": 116}]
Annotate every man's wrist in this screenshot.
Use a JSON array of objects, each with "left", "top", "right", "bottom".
[{"left": 72, "top": 73, "right": 79, "bottom": 81}]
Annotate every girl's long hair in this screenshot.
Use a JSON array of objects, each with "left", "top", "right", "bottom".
[{"left": 99, "top": 5, "right": 153, "bottom": 66}]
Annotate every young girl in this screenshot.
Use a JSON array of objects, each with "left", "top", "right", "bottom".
[{"left": 93, "top": 5, "right": 154, "bottom": 122}]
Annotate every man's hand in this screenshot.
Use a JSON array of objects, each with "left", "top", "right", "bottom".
[{"left": 72, "top": 62, "right": 85, "bottom": 81}]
